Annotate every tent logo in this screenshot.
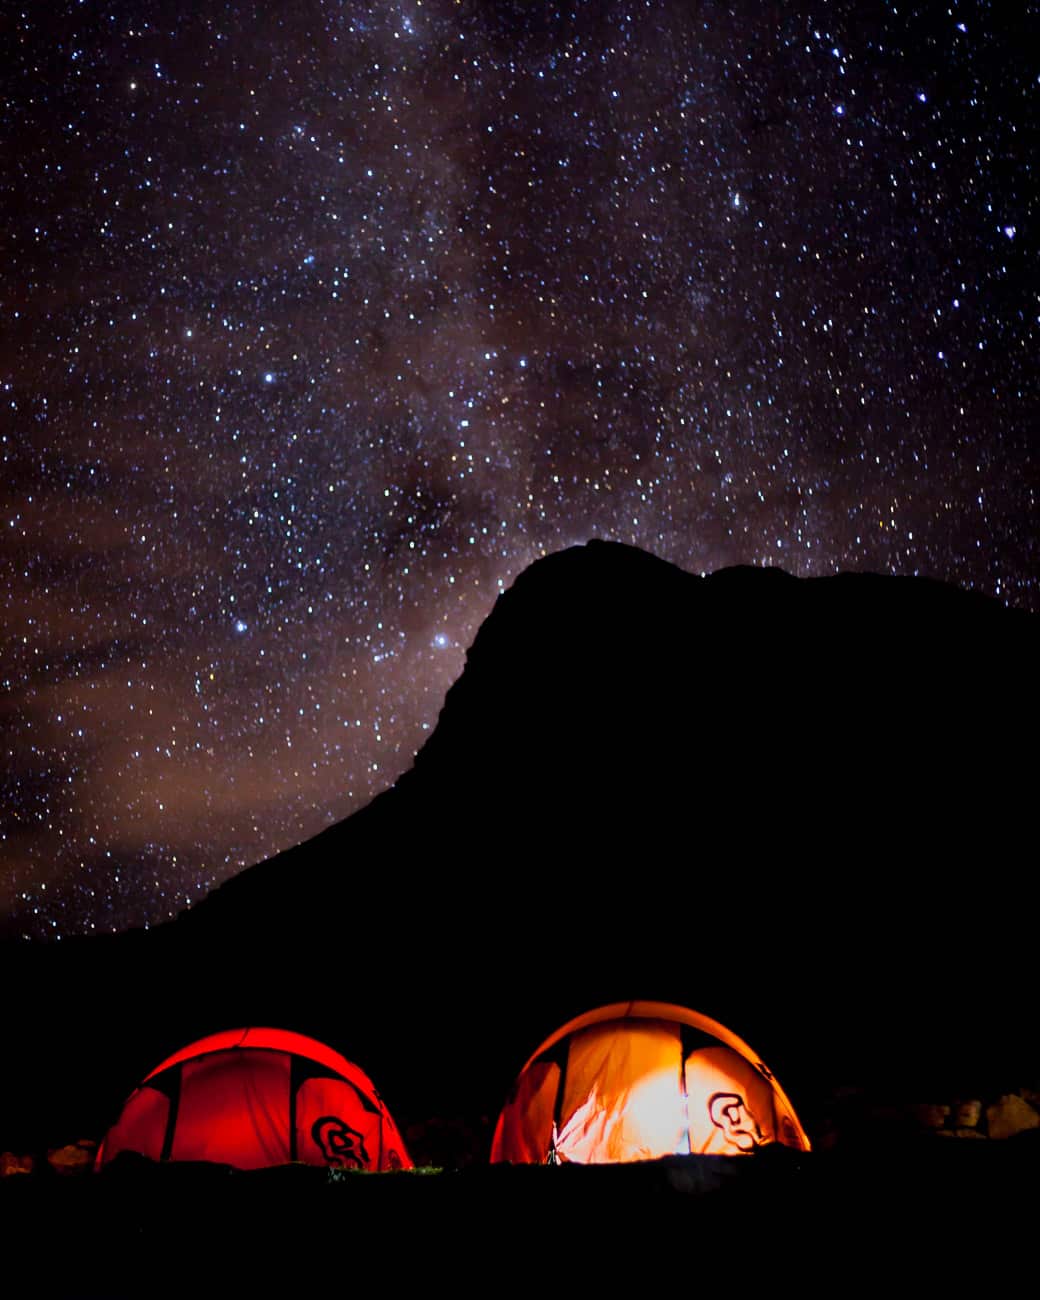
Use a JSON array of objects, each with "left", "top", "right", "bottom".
[
  {"left": 707, "top": 1092, "right": 765, "bottom": 1153},
  {"left": 312, "top": 1115, "right": 369, "bottom": 1169}
]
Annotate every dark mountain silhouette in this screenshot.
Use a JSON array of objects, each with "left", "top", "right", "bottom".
[{"left": 2, "top": 540, "right": 1037, "bottom": 1150}]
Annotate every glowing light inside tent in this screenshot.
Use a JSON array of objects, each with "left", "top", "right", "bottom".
[{"left": 491, "top": 1001, "right": 812, "bottom": 1165}]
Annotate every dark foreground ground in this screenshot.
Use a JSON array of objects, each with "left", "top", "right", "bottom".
[{"left": 4, "top": 1139, "right": 1036, "bottom": 1295}]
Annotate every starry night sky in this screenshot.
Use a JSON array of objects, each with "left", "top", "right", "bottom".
[{"left": 3, "top": 1, "right": 1036, "bottom": 939}]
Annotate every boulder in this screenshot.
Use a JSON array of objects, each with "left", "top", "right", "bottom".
[
  {"left": 910, "top": 1103, "right": 950, "bottom": 1130},
  {"left": 46, "top": 1140, "right": 96, "bottom": 1176},
  {"left": 985, "top": 1094, "right": 1040, "bottom": 1140},
  {"left": 0, "top": 1152, "right": 33, "bottom": 1176}
]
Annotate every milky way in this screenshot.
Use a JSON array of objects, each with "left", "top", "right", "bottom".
[{"left": 3, "top": 2, "right": 1036, "bottom": 938}]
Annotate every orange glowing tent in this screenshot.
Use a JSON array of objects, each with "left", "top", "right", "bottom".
[
  {"left": 491, "top": 1001, "right": 811, "bottom": 1164},
  {"left": 96, "top": 1027, "right": 412, "bottom": 1172}
]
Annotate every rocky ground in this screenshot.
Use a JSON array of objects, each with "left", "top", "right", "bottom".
[
  {"left": 3, "top": 1139, "right": 1037, "bottom": 1295},
  {"left": 3, "top": 1084, "right": 1037, "bottom": 1295}
]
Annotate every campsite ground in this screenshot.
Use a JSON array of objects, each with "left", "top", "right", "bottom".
[{"left": 3, "top": 1139, "right": 1036, "bottom": 1294}]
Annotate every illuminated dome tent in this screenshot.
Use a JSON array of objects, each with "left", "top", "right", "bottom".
[
  {"left": 96, "top": 1027, "right": 412, "bottom": 1172},
  {"left": 491, "top": 1001, "right": 811, "bottom": 1164}
]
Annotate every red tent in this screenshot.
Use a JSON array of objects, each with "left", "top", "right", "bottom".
[
  {"left": 492, "top": 1001, "right": 811, "bottom": 1164},
  {"left": 96, "top": 1027, "right": 412, "bottom": 1171}
]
